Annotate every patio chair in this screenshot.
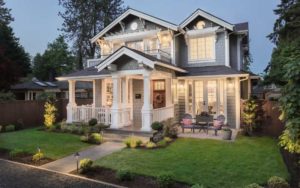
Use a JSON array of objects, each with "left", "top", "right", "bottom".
[
  {"left": 180, "top": 113, "right": 195, "bottom": 133},
  {"left": 207, "top": 115, "right": 226, "bottom": 136}
]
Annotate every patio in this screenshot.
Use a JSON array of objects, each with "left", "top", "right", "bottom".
[{"left": 178, "top": 128, "right": 238, "bottom": 141}]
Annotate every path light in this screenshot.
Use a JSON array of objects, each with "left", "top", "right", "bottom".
[{"left": 74, "top": 152, "right": 80, "bottom": 172}]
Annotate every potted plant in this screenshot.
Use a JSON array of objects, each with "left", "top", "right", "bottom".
[{"left": 222, "top": 128, "right": 232, "bottom": 140}]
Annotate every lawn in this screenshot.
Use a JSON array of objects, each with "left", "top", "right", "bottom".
[
  {"left": 0, "top": 128, "right": 91, "bottom": 159},
  {"left": 95, "top": 136, "right": 289, "bottom": 188}
]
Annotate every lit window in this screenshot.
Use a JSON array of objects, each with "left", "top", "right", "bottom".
[
  {"left": 145, "top": 38, "right": 157, "bottom": 53},
  {"left": 189, "top": 35, "right": 215, "bottom": 61},
  {"left": 154, "top": 80, "right": 165, "bottom": 91},
  {"left": 126, "top": 41, "right": 144, "bottom": 51}
]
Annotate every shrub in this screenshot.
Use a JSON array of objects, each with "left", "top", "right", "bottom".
[
  {"left": 267, "top": 176, "right": 289, "bottom": 188},
  {"left": 157, "top": 140, "right": 167, "bottom": 147},
  {"left": 89, "top": 133, "right": 103, "bottom": 144},
  {"left": 80, "top": 135, "right": 88, "bottom": 142},
  {"left": 116, "top": 169, "right": 134, "bottom": 181},
  {"left": 151, "top": 121, "right": 163, "bottom": 131},
  {"left": 164, "top": 137, "right": 172, "bottom": 143},
  {"left": 162, "top": 118, "right": 178, "bottom": 138},
  {"left": 9, "top": 149, "right": 26, "bottom": 159},
  {"left": 79, "top": 158, "right": 93, "bottom": 174},
  {"left": 244, "top": 183, "right": 263, "bottom": 188},
  {"left": 54, "top": 123, "right": 61, "bottom": 130},
  {"left": 191, "top": 184, "right": 205, "bottom": 188},
  {"left": 0, "top": 91, "right": 15, "bottom": 102},
  {"left": 44, "top": 100, "right": 57, "bottom": 129},
  {"left": 5, "top": 124, "right": 15, "bottom": 132},
  {"left": 157, "top": 173, "right": 174, "bottom": 188},
  {"left": 32, "top": 151, "right": 44, "bottom": 162},
  {"left": 145, "top": 141, "right": 157, "bottom": 149},
  {"left": 0, "top": 125, "right": 2, "bottom": 132},
  {"left": 15, "top": 119, "right": 24, "bottom": 130},
  {"left": 124, "top": 136, "right": 143, "bottom": 148},
  {"left": 88, "top": 118, "right": 98, "bottom": 126}
]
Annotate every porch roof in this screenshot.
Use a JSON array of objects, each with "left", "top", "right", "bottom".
[
  {"left": 56, "top": 67, "right": 111, "bottom": 81},
  {"left": 176, "top": 66, "right": 249, "bottom": 78}
]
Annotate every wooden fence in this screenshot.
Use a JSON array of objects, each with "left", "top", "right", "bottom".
[
  {"left": 241, "top": 99, "right": 284, "bottom": 137},
  {"left": 0, "top": 99, "right": 92, "bottom": 127}
]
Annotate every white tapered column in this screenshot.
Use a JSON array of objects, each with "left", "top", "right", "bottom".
[
  {"left": 141, "top": 71, "right": 153, "bottom": 132},
  {"left": 67, "top": 80, "right": 76, "bottom": 123},
  {"left": 111, "top": 75, "right": 121, "bottom": 129}
]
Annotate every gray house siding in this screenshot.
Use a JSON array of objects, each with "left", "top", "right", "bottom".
[
  {"left": 226, "top": 79, "right": 236, "bottom": 128},
  {"left": 177, "top": 32, "right": 226, "bottom": 68},
  {"left": 230, "top": 35, "right": 238, "bottom": 70}
]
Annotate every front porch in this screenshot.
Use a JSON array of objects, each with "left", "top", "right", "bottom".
[{"left": 65, "top": 71, "right": 176, "bottom": 132}]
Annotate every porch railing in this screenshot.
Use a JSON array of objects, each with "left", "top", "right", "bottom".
[
  {"left": 153, "top": 105, "right": 174, "bottom": 122},
  {"left": 72, "top": 105, "right": 111, "bottom": 124}
]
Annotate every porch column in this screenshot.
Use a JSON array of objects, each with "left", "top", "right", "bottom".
[
  {"left": 111, "top": 75, "right": 121, "bottom": 129},
  {"left": 141, "top": 71, "right": 153, "bottom": 132},
  {"left": 235, "top": 77, "right": 241, "bottom": 129},
  {"left": 93, "top": 79, "right": 102, "bottom": 108},
  {"left": 66, "top": 80, "right": 76, "bottom": 123}
]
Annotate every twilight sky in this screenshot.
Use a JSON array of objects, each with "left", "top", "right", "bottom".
[{"left": 5, "top": 0, "right": 279, "bottom": 74}]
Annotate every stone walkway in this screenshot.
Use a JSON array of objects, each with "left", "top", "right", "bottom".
[
  {"left": 0, "top": 159, "right": 123, "bottom": 188},
  {"left": 41, "top": 142, "right": 124, "bottom": 173}
]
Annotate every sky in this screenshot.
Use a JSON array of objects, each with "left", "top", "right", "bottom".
[{"left": 5, "top": 0, "right": 279, "bottom": 74}]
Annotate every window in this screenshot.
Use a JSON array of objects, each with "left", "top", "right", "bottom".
[
  {"left": 153, "top": 80, "right": 165, "bottom": 91},
  {"left": 106, "top": 82, "right": 113, "bottom": 106},
  {"left": 126, "top": 41, "right": 144, "bottom": 51},
  {"left": 189, "top": 35, "right": 215, "bottom": 61},
  {"left": 145, "top": 38, "right": 157, "bottom": 53}
]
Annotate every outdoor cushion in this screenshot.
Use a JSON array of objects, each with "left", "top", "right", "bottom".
[
  {"left": 213, "top": 120, "right": 222, "bottom": 129},
  {"left": 181, "top": 118, "right": 193, "bottom": 126}
]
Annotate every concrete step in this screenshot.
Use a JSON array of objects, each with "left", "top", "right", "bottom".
[{"left": 103, "top": 130, "right": 152, "bottom": 143}]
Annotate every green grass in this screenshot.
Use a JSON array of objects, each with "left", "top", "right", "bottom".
[
  {"left": 0, "top": 128, "right": 91, "bottom": 159},
  {"left": 95, "top": 136, "right": 289, "bottom": 188}
]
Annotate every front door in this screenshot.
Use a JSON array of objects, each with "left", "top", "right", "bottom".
[
  {"left": 132, "top": 79, "right": 143, "bottom": 128},
  {"left": 152, "top": 80, "right": 166, "bottom": 109}
]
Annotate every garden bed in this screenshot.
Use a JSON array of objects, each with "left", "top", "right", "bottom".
[
  {"left": 71, "top": 166, "right": 189, "bottom": 188},
  {"left": 0, "top": 148, "right": 53, "bottom": 166}
]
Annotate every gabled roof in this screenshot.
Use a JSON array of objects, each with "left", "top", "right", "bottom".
[
  {"left": 180, "top": 8, "right": 234, "bottom": 31},
  {"left": 91, "top": 8, "right": 178, "bottom": 43},
  {"left": 96, "top": 46, "right": 187, "bottom": 73}
]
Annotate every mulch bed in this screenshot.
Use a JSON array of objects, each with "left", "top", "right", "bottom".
[
  {"left": 71, "top": 166, "right": 190, "bottom": 188},
  {"left": 0, "top": 148, "right": 53, "bottom": 166}
]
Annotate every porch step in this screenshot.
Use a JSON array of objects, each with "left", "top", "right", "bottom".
[{"left": 103, "top": 128, "right": 152, "bottom": 142}]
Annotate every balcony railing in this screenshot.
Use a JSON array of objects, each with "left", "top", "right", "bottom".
[
  {"left": 72, "top": 105, "right": 111, "bottom": 124},
  {"left": 86, "top": 48, "right": 171, "bottom": 68}
]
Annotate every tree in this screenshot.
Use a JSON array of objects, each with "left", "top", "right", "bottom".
[
  {"left": 32, "top": 36, "right": 75, "bottom": 81},
  {"left": 0, "top": 0, "right": 31, "bottom": 90},
  {"left": 265, "top": 0, "right": 300, "bottom": 154},
  {"left": 264, "top": 0, "right": 300, "bottom": 85},
  {"left": 58, "top": 0, "right": 126, "bottom": 69}
]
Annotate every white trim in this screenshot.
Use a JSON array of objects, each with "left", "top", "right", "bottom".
[
  {"left": 91, "top": 9, "right": 178, "bottom": 43},
  {"left": 56, "top": 75, "right": 110, "bottom": 81},
  {"left": 225, "top": 30, "right": 230, "bottom": 67},
  {"left": 180, "top": 9, "right": 234, "bottom": 31},
  {"left": 103, "top": 29, "right": 161, "bottom": 42},
  {"left": 155, "top": 62, "right": 186, "bottom": 73},
  {"left": 186, "top": 26, "right": 220, "bottom": 37}
]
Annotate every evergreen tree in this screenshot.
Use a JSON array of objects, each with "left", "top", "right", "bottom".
[
  {"left": 0, "top": 0, "right": 31, "bottom": 90},
  {"left": 58, "top": 0, "right": 126, "bottom": 69},
  {"left": 32, "top": 36, "right": 75, "bottom": 81},
  {"left": 264, "top": 0, "right": 300, "bottom": 85}
]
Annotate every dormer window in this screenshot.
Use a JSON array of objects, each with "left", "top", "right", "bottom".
[{"left": 189, "top": 35, "right": 215, "bottom": 62}]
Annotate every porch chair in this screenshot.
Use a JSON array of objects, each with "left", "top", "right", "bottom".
[
  {"left": 180, "top": 114, "right": 195, "bottom": 133},
  {"left": 207, "top": 115, "right": 226, "bottom": 136}
]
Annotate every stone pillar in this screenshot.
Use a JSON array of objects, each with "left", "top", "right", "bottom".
[
  {"left": 141, "top": 71, "right": 153, "bottom": 132},
  {"left": 67, "top": 80, "right": 76, "bottom": 123},
  {"left": 111, "top": 75, "right": 121, "bottom": 129}
]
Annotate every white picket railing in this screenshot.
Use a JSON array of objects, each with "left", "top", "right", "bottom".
[
  {"left": 153, "top": 105, "right": 174, "bottom": 122},
  {"left": 72, "top": 106, "right": 111, "bottom": 124}
]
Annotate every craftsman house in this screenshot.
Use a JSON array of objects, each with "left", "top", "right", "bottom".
[{"left": 57, "top": 8, "right": 253, "bottom": 132}]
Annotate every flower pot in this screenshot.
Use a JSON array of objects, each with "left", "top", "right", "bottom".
[{"left": 222, "top": 129, "right": 232, "bottom": 140}]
